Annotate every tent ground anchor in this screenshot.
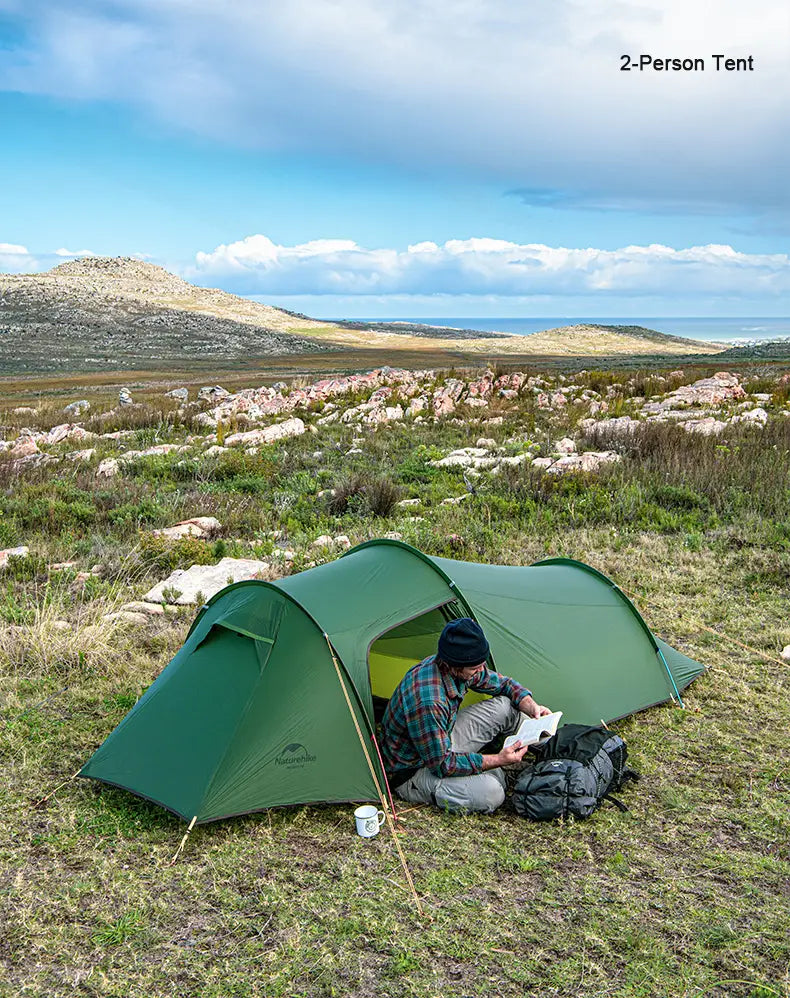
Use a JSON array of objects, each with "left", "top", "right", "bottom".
[
  {"left": 32, "top": 770, "right": 81, "bottom": 810},
  {"left": 170, "top": 816, "right": 197, "bottom": 865}
]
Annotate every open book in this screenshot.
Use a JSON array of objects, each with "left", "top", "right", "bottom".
[{"left": 503, "top": 711, "right": 563, "bottom": 749}]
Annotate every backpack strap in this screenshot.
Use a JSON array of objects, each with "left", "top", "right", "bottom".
[{"left": 602, "top": 793, "right": 630, "bottom": 813}]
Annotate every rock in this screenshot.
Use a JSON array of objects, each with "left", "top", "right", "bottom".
[
  {"left": 198, "top": 385, "right": 230, "bottom": 403},
  {"left": 397, "top": 498, "right": 421, "bottom": 508},
  {"left": 0, "top": 546, "right": 30, "bottom": 568},
  {"left": 120, "top": 602, "right": 169, "bottom": 615},
  {"left": 333, "top": 535, "right": 352, "bottom": 551},
  {"left": 730, "top": 407, "right": 768, "bottom": 426},
  {"left": 204, "top": 445, "right": 229, "bottom": 457},
  {"left": 680, "top": 418, "right": 727, "bottom": 436},
  {"left": 64, "top": 400, "right": 90, "bottom": 416},
  {"left": 151, "top": 517, "right": 222, "bottom": 541},
  {"left": 12, "top": 406, "right": 36, "bottom": 416},
  {"left": 781, "top": 645, "right": 790, "bottom": 662},
  {"left": 143, "top": 557, "right": 271, "bottom": 605},
  {"left": 97, "top": 458, "right": 120, "bottom": 478},
  {"left": 555, "top": 437, "right": 576, "bottom": 455},
  {"left": 383, "top": 531, "right": 403, "bottom": 541},
  {"left": 9, "top": 438, "right": 40, "bottom": 459},
  {"left": 531, "top": 457, "right": 555, "bottom": 470},
  {"left": 51, "top": 620, "right": 71, "bottom": 632},
  {"left": 48, "top": 561, "right": 77, "bottom": 571},
  {"left": 752, "top": 393, "right": 772, "bottom": 403},
  {"left": 346, "top": 448, "right": 364, "bottom": 456},
  {"left": 476, "top": 438, "right": 497, "bottom": 449},
  {"left": 102, "top": 610, "right": 150, "bottom": 626},
  {"left": 545, "top": 451, "right": 621, "bottom": 474},
  {"left": 311, "top": 535, "right": 335, "bottom": 549},
  {"left": 441, "top": 494, "right": 471, "bottom": 505},
  {"left": 118, "top": 388, "right": 133, "bottom": 406},
  {"left": 166, "top": 388, "right": 189, "bottom": 401},
  {"left": 225, "top": 417, "right": 306, "bottom": 448},
  {"left": 66, "top": 448, "right": 96, "bottom": 462},
  {"left": 656, "top": 372, "right": 745, "bottom": 410},
  {"left": 483, "top": 416, "right": 504, "bottom": 426}
]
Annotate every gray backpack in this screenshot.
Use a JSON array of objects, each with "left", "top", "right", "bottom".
[{"left": 512, "top": 724, "right": 640, "bottom": 821}]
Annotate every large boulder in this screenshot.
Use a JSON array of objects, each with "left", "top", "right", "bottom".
[
  {"left": 143, "top": 557, "right": 272, "bottom": 605},
  {"left": 225, "top": 417, "right": 306, "bottom": 448}
]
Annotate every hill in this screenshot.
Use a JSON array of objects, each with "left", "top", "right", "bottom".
[{"left": 0, "top": 257, "right": 724, "bottom": 374}]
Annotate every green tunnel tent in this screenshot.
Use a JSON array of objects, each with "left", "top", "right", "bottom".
[{"left": 80, "top": 540, "right": 704, "bottom": 823}]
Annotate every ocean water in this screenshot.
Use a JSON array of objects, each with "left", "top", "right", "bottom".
[{"left": 349, "top": 317, "right": 790, "bottom": 344}]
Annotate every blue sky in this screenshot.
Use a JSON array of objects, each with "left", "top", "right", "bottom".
[{"left": 1, "top": 0, "right": 789, "bottom": 317}]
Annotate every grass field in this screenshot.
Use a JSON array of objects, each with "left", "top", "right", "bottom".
[{"left": 1, "top": 362, "right": 789, "bottom": 997}]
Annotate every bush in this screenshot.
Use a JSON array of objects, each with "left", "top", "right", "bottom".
[{"left": 328, "top": 472, "right": 402, "bottom": 517}]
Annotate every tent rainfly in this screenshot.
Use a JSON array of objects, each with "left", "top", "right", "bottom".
[{"left": 80, "top": 539, "right": 704, "bottom": 823}]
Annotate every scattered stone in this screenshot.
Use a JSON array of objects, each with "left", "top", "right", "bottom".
[
  {"left": 143, "top": 557, "right": 272, "bottom": 605},
  {"left": 64, "top": 400, "right": 90, "bottom": 416},
  {"left": 781, "top": 645, "right": 790, "bottom": 662},
  {"left": 531, "top": 457, "right": 555, "bottom": 470},
  {"left": 730, "top": 407, "right": 768, "bottom": 426},
  {"left": 311, "top": 535, "right": 335, "bottom": 549},
  {"left": 9, "top": 438, "right": 39, "bottom": 459},
  {"left": 66, "top": 448, "right": 96, "bottom": 462},
  {"left": 102, "top": 610, "right": 150, "bottom": 626},
  {"left": 166, "top": 388, "right": 189, "bottom": 402},
  {"left": 48, "top": 561, "right": 77, "bottom": 571},
  {"left": 120, "top": 601, "right": 168, "bottom": 616},
  {"left": 51, "top": 620, "right": 71, "bottom": 632},
  {"left": 383, "top": 531, "right": 403, "bottom": 541},
  {"left": 333, "top": 535, "right": 352, "bottom": 550},
  {"left": 97, "top": 458, "right": 120, "bottom": 478},
  {"left": 204, "top": 445, "right": 229, "bottom": 457},
  {"left": 118, "top": 388, "right": 133, "bottom": 406},
  {"left": 441, "top": 494, "right": 471, "bottom": 505},
  {"left": 0, "top": 545, "right": 30, "bottom": 568},
  {"left": 545, "top": 452, "right": 621, "bottom": 474},
  {"left": 151, "top": 517, "right": 222, "bottom": 541},
  {"left": 198, "top": 385, "right": 230, "bottom": 403},
  {"left": 397, "top": 498, "right": 421, "bottom": 508},
  {"left": 476, "top": 437, "right": 497, "bottom": 449},
  {"left": 12, "top": 406, "right": 37, "bottom": 416},
  {"left": 555, "top": 437, "right": 576, "bottom": 455},
  {"left": 680, "top": 418, "right": 727, "bottom": 436}
]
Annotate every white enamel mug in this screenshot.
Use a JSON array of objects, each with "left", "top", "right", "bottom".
[{"left": 354, "top": 804, "right": 386, "bottom": 838}]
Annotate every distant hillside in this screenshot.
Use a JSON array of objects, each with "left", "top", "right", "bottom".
[
  {"left": 0, "top": 257, "right": 724, "bottom": 375},
  {"left": 711, "top": 339, "right": 790, "bottom": 361},
  {"left": 0, "top": 257, "right": 337, "bottom": 374}
]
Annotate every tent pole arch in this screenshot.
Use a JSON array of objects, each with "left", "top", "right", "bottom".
[
  {"left": 342, "top": 538, "right": 501, "bottom": 670},
  {"left": 534, "top": 556, "right": 685, "bottom": 707}
]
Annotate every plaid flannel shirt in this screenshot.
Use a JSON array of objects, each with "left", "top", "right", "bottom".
[{"left": 380, "top": 654, "right": 531, "bottom": 780}]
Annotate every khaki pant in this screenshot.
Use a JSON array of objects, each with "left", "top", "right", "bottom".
[{"left": 394, "top": 697, "right": 521, "bottom": 814}]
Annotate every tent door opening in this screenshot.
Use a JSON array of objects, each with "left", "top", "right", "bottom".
[{"left": 367, "top": 600, "right": 488, "bottom": 722}]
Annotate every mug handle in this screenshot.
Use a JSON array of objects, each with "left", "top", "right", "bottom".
[{"left": 376, "top": 810, "right": 386, "bottom": 829}]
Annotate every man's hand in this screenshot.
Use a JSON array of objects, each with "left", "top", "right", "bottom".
[
  {"left": 481, "top": 740, "right": 530, "bottom": 770},
  {"left": 519, "top": 695, "right": 552, "bottom": 718}
]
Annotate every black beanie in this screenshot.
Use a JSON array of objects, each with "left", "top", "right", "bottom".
[{"left": 437, "top": 618, "right": 489, "bottom": 668}]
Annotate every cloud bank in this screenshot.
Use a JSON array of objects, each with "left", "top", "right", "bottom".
[
  {"left": 1, "top": 0, "right": 789, "bottom": 217},
  {"left": 187, "top": 234, "right": 790, "bottom": 299}
]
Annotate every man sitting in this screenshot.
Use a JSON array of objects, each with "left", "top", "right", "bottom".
[{"left": 380, "top": 617, "right": 551, "bottom": 814}]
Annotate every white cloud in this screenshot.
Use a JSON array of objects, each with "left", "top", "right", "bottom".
[
  {"left": 0, "top": 243, "right": 38, "bottom": 273},
  {"left": 55, "top": 247, "right": 96, "bottom": 257},
  {"left": 185, "top": 233, "right": 790, "bottom": 299},
  {"left": 1, "top": 1, "right": 788, "bottom": 215}
]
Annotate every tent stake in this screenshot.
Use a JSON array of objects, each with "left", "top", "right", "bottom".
[
  {"left": 170, "top": 816, "right": 197, "bottom": 865},
  {"left": 323, "top": 634, "right": 426, "bottom": 919},
  {"left": 32, "top": 770, "right": 81, "bottom": 810}
]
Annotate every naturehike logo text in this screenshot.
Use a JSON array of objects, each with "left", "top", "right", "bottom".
[{"left": 274, "top": 743, "right": 317, "bottom": 767}]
